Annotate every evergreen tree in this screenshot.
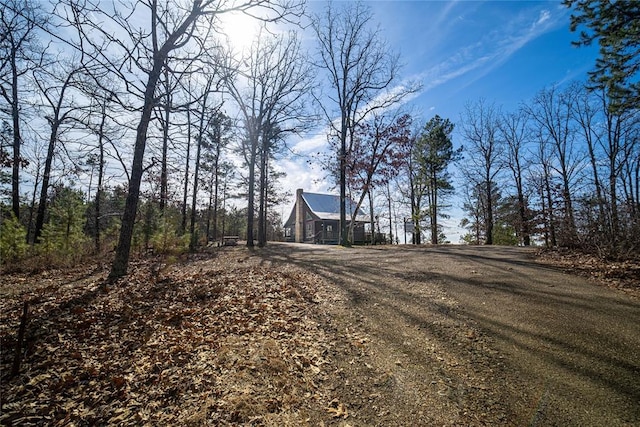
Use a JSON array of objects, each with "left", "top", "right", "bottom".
[
  {"left": 39, "top": 186, "right": 87, "bottom": 263},
  {"left": 413, "top": 116, "right": 462, "bottom": 244},
  {"left": 565, "top": 0, "right": 640, "bottom": 111},
  {"left": 0, "top": 212, "right": 28, "bottom": 262}
]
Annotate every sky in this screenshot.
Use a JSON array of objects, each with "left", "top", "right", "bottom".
[{"left": 268, "top": 0, "right": 600, "bottom": 243}]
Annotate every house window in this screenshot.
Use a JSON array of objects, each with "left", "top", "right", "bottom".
[
  {"left": 306, "top": 222, "right": 314, "bottom": 238},
  {"left": 285, "top": 228, "right": 291, "bottom": 237},
  {"left": 326, "top": 225, "right": 333, "bottom": 232}
]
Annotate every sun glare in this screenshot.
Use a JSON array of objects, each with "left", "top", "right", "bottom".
[{"left": 219, "top": 11, "right": 261, "bottom": 53}]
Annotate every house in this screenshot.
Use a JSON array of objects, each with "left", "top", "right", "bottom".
[{"left": 284, "top": 189, "right": 369, "bottom": 244}]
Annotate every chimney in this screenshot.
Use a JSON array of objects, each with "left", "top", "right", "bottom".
[{"left": 295, "top": 189, "right": 304, "bottom": 243}]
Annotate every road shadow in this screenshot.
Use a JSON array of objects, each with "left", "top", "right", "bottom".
[{"left": 254, "top": 242, "right": 640, "bottom": 425}]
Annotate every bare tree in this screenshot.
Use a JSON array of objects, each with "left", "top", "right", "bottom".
[
  {"left": 32, "top": 54, "right": 91, "bottom": 243},
  {"left": 576, "top": 85, "right": 640, "bottom": 254},
  {"left": 312, "top": 0, "right": 417, "bottom": 246},
  {"left": 527, "top": 85, "right": 581, "bottom": 246},
  {"left": 181, "top": 79, "right": 193, "bottom": 234},
  {"left": 460, "top": 100, "right": 503, "bottom": 245},
  {"left": 84, "top": 91, "right": 116, "bottom": 253},
  {"left": 620, "top": 119, "right": 640, "bottom": 223},
  {"left": 596, "top": 89, "right": 630, "bottom": 247},
  {"left": 0, "top": 0, "right": 46, "bottom": 220},
  {"left": 46, "top": 0, "right": 305, "bottom": 280},
  {"left": 498, "top": 107, "right": 533, "bottom": 246},
  {"left": 224, "top": 29, "right": 313, "bottom": 247},
  {"left": 572, "top": 85, "right": 606, "bottom": 228},
  {"left": 404, "top": 127, "right": 426, "bottom": 244},
  {"left": 460, "top": 181, "right": 486, "bottom": 245},
  {"left": 190, "top": 74, "right": 222, "bottom": 250},
  {"left": 532, "top": 135, "right": 559, "bottom": 248},
  {"left": 201, "top": 111, "right": 233, "bottom": 242},
  {"left": 157, "top": 67, "right": 174, "bottom": 213}
]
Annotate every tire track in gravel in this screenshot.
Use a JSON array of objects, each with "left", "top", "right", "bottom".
[{"left": 264, "top": 243, "right": 640, "bottom": 426}]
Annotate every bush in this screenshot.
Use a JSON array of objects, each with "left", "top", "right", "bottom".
[
  {"left": 150, "top": 216, "right": 190, "bottom": 254},
  {"left": 0, "top": 213, "right": 28, "bottom": 263},
  {"left": 38, "top": 187, "right": 89, "bottom": 266}
]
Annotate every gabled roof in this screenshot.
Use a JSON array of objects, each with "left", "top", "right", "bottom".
[
  {"left": 284, "top": 191, "right": 369, "bottom": 226},
  {"left": 302, "top": 192, "right": 366, "bottom": 221}
]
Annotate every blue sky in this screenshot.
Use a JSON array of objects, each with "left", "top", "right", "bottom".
[{"left": 275, "top": 0, "right": 600, "bottom": 242}]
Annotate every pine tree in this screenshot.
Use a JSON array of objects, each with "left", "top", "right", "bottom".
[
  {"left": 565, "top": 0, "right": 640, "bottom": 111},
  {"left": 39, "top": 186, "right": 87, "bottom": 264},
  {"left": 413, "top": 116, "right": 462, "bottom": 244}
]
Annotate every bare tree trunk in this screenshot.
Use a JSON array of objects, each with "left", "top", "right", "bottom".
[
  {"left": 485, "top": 174, "right": 494, "bottom": 245},
  {"left": 258, "top": 127, "right": 269, "bottom": 247},
  {"left": 368, "top": 190, "right": 375, "bottom": 245},
  {"left": 386, "top": 181, "right": 393, "bottom": 244},
  {"left": 109, "top": 61, "right": 163, "bottom": 280},
  {"left": 189, "top": 131, "right": 202, "bottom": 251},
  {"left": 406, "top": 152, "right": 421, "bottom": 245},
  {"left": 206, "top": 182, "right": 213, "bottom": 242},
  {"left": 605, "top": 105, "right": 623, "bottom": 246},
  {"left": 340, "top": 117, "right": 348, "bottom": 246},
  {"left": 159, "top": 67, "right": 171, "bottom": 213},
  {"left": 544, "top": 170, "right": 557, "bottom": 247},
  {"left": 189, "top": 81, "right": 213, "bottom": 251},
  {"left": 411, "top": 183, "right": 421, "bottom": 245},
  {"left": 538, "top": 179, "right": 549, "bottom": 247},
  {"left": 1, "top": 1, "right": 42, "bottom": 221},
  {"left": 221, "top": 176, "right": 227, "bottom": 239},
  {"left": 26, "top": 158, "right": 41, "bottom": 243},
  {"left": 430, "top": 169, "right": 438, "bottom": 244},
  {"left": 33, "top": 121, "right": 59, "bottom": 243},
  {"left": 246, "top": 142, "right": 257, "bottom": 247},
  {"left": 181, "top": 106, "right": 191, "bottom": 234},
  {"left": 94, "top": 100, "right": 107, "bottom": 253},
  {"left": 212, "top": 147, "right": 220, "bottom": 241},
  {"left": 517, "top": 184, "right": 530, "bottom": 246},
  {"left": 11, "top": 57, "right": 21, "bottom": 220}
]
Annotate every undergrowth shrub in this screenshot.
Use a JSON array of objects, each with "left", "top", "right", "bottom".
[
  {"left": 150, "top": 215, "right": 190, "bottom": 255},
  {"left": 38, "top": 187, "right": 89, "bottom": 267},
  {"left": 0, "top": 213, "right": 28, "bottom": 264}
]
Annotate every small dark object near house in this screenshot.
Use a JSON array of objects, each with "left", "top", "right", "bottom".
[
  {"left": 223, "top": 236, "right": 239, "bottom": 246},
  {"left": 284, "top": 189, "right": 369, "bottom": 244}
]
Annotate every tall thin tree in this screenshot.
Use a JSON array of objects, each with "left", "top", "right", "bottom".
[
  {"left": 312, "top": 0, "right": 415, "bottom": 245},
  {"left": 0, "top": 0, "right": 46, "bottom": 220},
  {"left": 498, "top": 108, "right": 532, "bottom": 246},
  {"left": 413, "top": 115, "right": 461, "bottom": 245},
  {"left": 460, "top": 100, "right": 502, "bottom": 245}
]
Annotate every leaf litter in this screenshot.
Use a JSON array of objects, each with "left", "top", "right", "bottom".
[{"left": 0, "top": 249, "right": 357, "bottom": 426}]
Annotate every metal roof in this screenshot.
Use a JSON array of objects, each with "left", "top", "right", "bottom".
[{"left": 302, "top": 192, "right": 368, "bottom": 221}]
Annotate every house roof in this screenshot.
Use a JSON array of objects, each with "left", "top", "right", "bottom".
[{"left": 285, "top": 191, "right": 369, "bottom": 225}]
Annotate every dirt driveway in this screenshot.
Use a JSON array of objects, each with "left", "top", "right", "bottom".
[{"left": 263, "top": 243, "right": 640, "bottom": 426}]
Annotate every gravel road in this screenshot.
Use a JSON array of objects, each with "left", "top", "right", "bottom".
[{"left": 264, "top": 243, "right": 640, "bottom": 426}]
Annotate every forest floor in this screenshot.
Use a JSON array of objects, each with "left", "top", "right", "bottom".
[{"left": 1, "top": 244, "right": 639, "bottom": 426}]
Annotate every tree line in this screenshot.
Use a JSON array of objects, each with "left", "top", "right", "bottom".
[
  {"left": 0, "top": 0, "right": 310, "bottom": 278},
  {"left": 1, "top": 0, "right": 638, "bottom": 279},
  {"left": 458, "top": 84, "right": 639, "bottom": 258}
]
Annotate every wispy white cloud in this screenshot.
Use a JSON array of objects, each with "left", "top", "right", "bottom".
[
  {"left": 415, "top": 7, "right": 566, "bottom": 94},
  {"left": 535, "top": 9, "right": 552, "bottom": 27},
  {"left": 292, "top": 132, "right": 327, "bottom": 154}
]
